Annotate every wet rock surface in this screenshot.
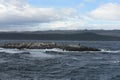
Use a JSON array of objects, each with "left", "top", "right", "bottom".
[{"left": 0, "top": 43, "right": 100, "bottom": 51}]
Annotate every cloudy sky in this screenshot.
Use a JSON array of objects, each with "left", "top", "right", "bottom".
[{"left": 0, "top": 0, "right": 120, "bottom": 31}]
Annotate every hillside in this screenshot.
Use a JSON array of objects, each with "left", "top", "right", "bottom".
[
  {"left": 24, "top": 30, "right": 120, "bottom": 37},
  {"left": 0, "top": 31, "right": 120, "bottom": 41}
]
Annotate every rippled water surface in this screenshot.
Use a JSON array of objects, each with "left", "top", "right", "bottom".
[{"left": 0, "top": 40, "right": 120, "bottom": 80}]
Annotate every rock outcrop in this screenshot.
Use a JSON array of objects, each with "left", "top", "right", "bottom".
[{"left": 0, "top": 42, "right": 100, "bottom": 51}]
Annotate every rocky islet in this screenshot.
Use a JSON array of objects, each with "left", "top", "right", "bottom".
[{"left": 0, "top": 42, "right": 100, "bottom": 51}]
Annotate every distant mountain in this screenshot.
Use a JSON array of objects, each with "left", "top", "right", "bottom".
[
  {"left": 0, "top": 31, "right": 120, "bottom": 41},
  {"left": 23, "top": 30, "right": 120, "bottom": 37}
]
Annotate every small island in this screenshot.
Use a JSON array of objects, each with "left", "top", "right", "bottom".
[{"left": 0, "top": 42, "right": 100, "bottom": 51}]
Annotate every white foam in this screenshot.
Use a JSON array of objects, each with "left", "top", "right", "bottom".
[
  {"left": 0, "top": 48, "right": 65, "bottom": 54},
  {"left": 0, "top": 48, "right": 60, "bottom": 58},
  {"left": 112, "top": 61, "right": 120, "bottom": 63},
  {"left": 25, "top": 48, "right": 68, "bottom": 53},
  {"left": 25, "top": 48, "right": 61, "bottom": 58},
  {"left": 0, "top": 48, "right": 27, "bottom": 54},
  {"left": 29, "top": 51, "right": 54, "bottom": 58},
  {"left": 101, "top": 49, "right": 120, "bottom": 53}
]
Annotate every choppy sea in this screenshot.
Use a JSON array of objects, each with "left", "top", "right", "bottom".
[{"left": 0, "top": 40, "right": 120, "bottom": 80}]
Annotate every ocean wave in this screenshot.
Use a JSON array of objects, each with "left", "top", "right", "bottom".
[
  {"left": 0, "top": 47, "right": 66, "bottom": 53},
  {"left": 0, "top": 48, "right": 27, "bottom": 54},
  {"left": 1, "top": 47, "right": 120, "bottom": 57},
  {"left": 0, "top": 48, "right": 61, "bottom": 58},
  {"left": 101, "top": 49, "right": 120, "bottom": 53},
  {"left": 29, "top": 51, "right": 55, "bottom": 58},
  {"left": 25, "top": 48, "right": 68, "bottom": 53}
]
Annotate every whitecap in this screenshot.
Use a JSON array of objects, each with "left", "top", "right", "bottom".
[
  {"left": 100, "top": 49, "right": 120, "bottom": 53},
  {"left": 112, "top": 61, "right": 120, "bottom": 63},
  {"left": 27, "top": 49, "right": 62, "bottom": 58},
  {"left": 0, "top": 48, "right": 59, "bottom": 58},
  {"left": 25, "top": 48, "right": 68, "bottom": 53},
  {"left": 0, "top": 48, "right": 27, "bottom": 54},
  {"left": 29, "top": 51, "right": 54, "bottom": 58}
]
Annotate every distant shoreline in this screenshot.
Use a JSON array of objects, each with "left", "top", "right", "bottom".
[{"left": 0, "top": 32, "right": 120, "bottom": 41}]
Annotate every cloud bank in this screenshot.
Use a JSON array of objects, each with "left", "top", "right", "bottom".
[
  {"left": 88, "top": 3, "right": 120, "bottom": 20},
  {"left": 0, "top": 0, "right": 119, "bottom": 31},
  {"left": 0, "top": 0, "right": 76, "bottom": 25},
  {"left": 0, "top": 0, "right": 80, "bottom": 31}
]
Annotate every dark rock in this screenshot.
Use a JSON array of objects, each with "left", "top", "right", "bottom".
[{"left": 0, "top": 43, "right": 100, "bottom": 51}]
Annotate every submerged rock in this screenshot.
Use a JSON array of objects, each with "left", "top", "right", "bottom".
[{"left": 0, "top": 42, "right": 100, "bottom": 51}]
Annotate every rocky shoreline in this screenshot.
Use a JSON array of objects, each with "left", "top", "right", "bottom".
[{"left": 0, "top": 42, "right": 100, "bottom": 51}]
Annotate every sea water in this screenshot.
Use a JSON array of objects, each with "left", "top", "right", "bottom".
[{"left": 0, "top": 40, "right": 120, "bottom": 80}]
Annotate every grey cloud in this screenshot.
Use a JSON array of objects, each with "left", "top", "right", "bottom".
[{"left": 0, "top": 0, "right": 77, "bottom": 27}]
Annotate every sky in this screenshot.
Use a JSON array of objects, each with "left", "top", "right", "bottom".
[{"left": 0, "top": 0, "right": 120, "bottom": 31}]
